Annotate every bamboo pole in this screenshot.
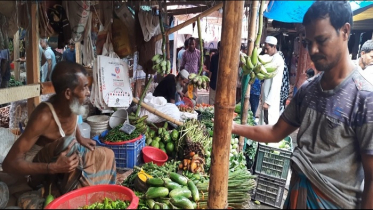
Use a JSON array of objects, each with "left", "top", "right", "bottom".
[
  {"left": 26, "top": 2, "right": 40, "bottom": 117},
  {"left": 132, "top": 98, "right": 183, "bottom": 126},
  {"left": 13, "top": 31, "right": 20, "bottom": 81},
  {"left": 238, "top": 0, "right": 260, "bottom": 152},
  {"left": 153, "top": 2, "right": 223, "bottom": 42},
  {"left": 208, "top": 1, "right": 244, "bottom": 209}
]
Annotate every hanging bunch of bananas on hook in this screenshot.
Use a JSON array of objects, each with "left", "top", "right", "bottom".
[
  {"left": 240, "top": 47, "right": 280, "bottom": 84},
  {"left": 151, "top": 54, "right": 171, "bottom": 75},
  {"left": 152, "top": 7, "right": 171, "bottom": 75}
]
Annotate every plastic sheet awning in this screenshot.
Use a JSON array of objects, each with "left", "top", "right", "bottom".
[{"left": 264, "top": 1, "right": 373, "bottom": 23}]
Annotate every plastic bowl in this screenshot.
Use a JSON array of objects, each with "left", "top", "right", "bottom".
[
  {"left": 142, "top": 146, "right": 168, "bottom": 166},
  {"left": 44, "top": 185, "right": 139, "bottom": 209},
  {"left": 109, "top": 109, "right": 128, "bottom": 128}
]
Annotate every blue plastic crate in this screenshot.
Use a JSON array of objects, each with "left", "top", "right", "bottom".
[{"left": 92, "top": 130, "right": 146, "bottom": 169}]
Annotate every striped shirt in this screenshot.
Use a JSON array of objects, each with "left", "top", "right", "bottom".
[{"left": 181, "top": 49, "right": 201, "bottom": 74}]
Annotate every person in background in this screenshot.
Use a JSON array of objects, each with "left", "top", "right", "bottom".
[
  {"left": 209, "top": 41, "right": 220, "bottom": 105},
  {"left": 356, "top": 40, "right": 373, "bottom": 76},
  {"left": 40, "top": 38, "right": 56, "bottom": 82},
  {"left": 279, "top": 51, "right": 290, "bottom": 114},
  {"left": 180, "top": 37, "right": 201, "bottom": 101},
  {"left": 0, "top": 49, "right": 10, "bottom": 88},
  {"left": 3, "top": 61, "right": 116, "bottom": 195},
  {"left": 232, "top": 1, "right": 373, "bottom": 208},
  {"left": 249, "top": 78, "right": 261, "bottom": 118},
  {"left": 177, "top": 40, "right": 188, "bottom": 73},
  {"left": 63, "top": 42, "right": 76, "bottom": 63},
  {"left": 153, "top": 69, "right": 189, "bottom": 104},
  {"left": 259, "top": 36, "right": 284, "bottom": 125}
]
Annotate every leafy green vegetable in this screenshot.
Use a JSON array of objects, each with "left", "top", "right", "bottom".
[
  {"left": 79, "top": 198, "right": 130, "bottom": 209},
  {"left": 103, "top": 125, "right": 141, "bottom": 142}
]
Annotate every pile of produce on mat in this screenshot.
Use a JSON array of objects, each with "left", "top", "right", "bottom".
[{"left": 177, "top": 105, "right": 195, "bottom": 113}]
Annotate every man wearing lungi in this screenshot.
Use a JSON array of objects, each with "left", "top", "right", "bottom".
[{"left": 3, "top": 61, "right": 116, "bottom": 195}]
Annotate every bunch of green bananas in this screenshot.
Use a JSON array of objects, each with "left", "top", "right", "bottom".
[
  {"left": 240, "top": 47, "right": 280, "bottom": 84},
  {"left": 129, "top": 113, "right": 149, "bottom": 134},
  {"left": 152, "top": 54, "right": 171, "bottom": 75},
  {"left": 188, "top": 73, "right": 210, "bottom": 90}
]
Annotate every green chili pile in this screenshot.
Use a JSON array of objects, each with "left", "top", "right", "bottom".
[
  {"left": 103, "top": 125, "right": 141, "bottom": 143},
  {"left": 79, "top": 198, "right": 130, "bottom": 209}
]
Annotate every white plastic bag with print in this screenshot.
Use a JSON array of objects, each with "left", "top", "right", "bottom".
[
  {"left": 98, "top": 33, "right": 133, "bottom": 110},
  {"left": 139, "top": 93, "right": 181, "bottom": 123}
]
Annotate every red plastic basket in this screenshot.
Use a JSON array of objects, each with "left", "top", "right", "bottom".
[
  {"left": 104, "top": 134, "right": 143, "bottom": 145},
  {"left": 45, "top": 185, "right": 139, "bottom": 209}
]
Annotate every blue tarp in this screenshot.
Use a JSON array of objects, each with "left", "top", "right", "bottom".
[{"left": 263, "top": 1, "right": 373, "bottom": 23}]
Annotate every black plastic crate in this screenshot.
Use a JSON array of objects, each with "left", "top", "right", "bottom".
[
  {"left": 254, "top": 140, "right": 292, "bottom": 180},
  {"left": 253, "top": 174, "right": 286, "bottom": 208}
]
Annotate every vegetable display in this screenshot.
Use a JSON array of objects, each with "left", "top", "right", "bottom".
[
  {"left": 145, "top": 122, "right": 178, "bottom": 156},
  {"left": 79, "top": 198, "right": 130, "bottom": 209}
]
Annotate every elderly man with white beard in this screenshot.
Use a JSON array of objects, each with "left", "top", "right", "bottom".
[{"left": 3, "top": 61, "right": 116, "bottom": 195}]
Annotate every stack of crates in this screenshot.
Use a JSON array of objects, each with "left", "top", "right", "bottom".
[{"left": 252, "top": 136, "right": 293, "bottom": 208}]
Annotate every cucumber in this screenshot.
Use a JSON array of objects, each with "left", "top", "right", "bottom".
[
  {"left": 187, "top": 180, "right": 200, "bottom": 202},
  {"left": 153, "top": 204, "right": 161, "bottom": 209},
  {"left": 169, "top": 188, "right": 192, "bottom": 199},
  {"left": 164, "top": 181, "right": 182, "bottom": 190},
  {"left": 170, "top": 196, "right": 194, "bottom": 209},
  {"left": 159, "top": 203, "right": 170, "bottom": 209},
  {"left": 164, "top": 122, "right": 168, "bottom": 129},
  {"left": 146, "top": 199, "right": 156, "bottom": 209},
  {"left": 145, "top": 187, "right": 169, "bottom": 199},
  {"left": 163, "top": 178, "right": 172, "bottom": 182},
  {"left": 147, "top": 178, "right": 165, "bottom": 187},
  {"left": 169, "top": 172, "right": 188, "bottom": 186}
]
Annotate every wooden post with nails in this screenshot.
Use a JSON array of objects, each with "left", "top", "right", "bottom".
[{"left": 208, "top": 1, "right": 244, "bottom": 208}]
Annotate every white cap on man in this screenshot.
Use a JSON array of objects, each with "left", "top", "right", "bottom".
[
  {"left": 265, "top": 36, "right": 278, "bottom": 46},
  {"left": 179, "top": 69, "right": 189, "bottom": 79}
]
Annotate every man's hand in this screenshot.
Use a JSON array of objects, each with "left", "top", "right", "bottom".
[
  {"left": 78, "top": 137, "right": 96, "bottom": 151},
  {"left": 263, "top": 103, "right": 270, "bottom": 110},
  {"left": 51, "top": 141, "right": 79, "bottom": 174}
]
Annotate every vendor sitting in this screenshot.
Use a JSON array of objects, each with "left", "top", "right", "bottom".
[
  {"left": 3, "top": 61, "right": 116, "bottom": 194},
  {"left": 153, "top": 70, "right": 189, "bottom": 103}
]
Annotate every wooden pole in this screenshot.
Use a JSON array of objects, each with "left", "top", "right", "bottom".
[
  {"left": 208, "top": 1, "right": 244, "bottom": 208},
  {"left": 238, "top": 0, "right": 259, "bottom": 152},
  {"left": 13, "top": 31, "right": 20, "bottom": 81},
  {"left": 153, "top": 2, "right": 223, "bottom": 42},
  {"left": 26, "top": 2, "right": 40, "bottom": 117},
  {"left": 163, "top": 1, "right": 170, "bottom": 60},
  {"left": 75, "top": 42, "right": 82, "bottom": 64}
]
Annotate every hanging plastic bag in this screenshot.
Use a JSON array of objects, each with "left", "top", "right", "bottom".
[{"left": 112, "top": 17, "right": 134, "bottom": 58}]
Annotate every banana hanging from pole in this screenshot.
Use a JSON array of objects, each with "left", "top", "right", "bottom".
[{"left": 239, "top": 1, "right": 280, "bottom": 84}]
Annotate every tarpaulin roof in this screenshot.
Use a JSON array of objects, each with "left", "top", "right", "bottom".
[{"left": 264, "top": 1, "right": 373, "bottom": 23}]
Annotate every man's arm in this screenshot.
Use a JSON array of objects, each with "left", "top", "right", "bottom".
[
  {"left": 3, "top": 104, "right": 79, "bottom": 175},
  {"left": 361, "top": 154, "right": 373, "bottom": 209},
  {"left": 232, "top": 117, "right": 298, "bottom": 143}
]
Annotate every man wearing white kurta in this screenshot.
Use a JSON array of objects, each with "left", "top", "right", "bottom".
[{"left": 259, "top": 36, "right": 284, "bottom": 125}]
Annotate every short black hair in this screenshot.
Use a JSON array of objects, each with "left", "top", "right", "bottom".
[
  {"left": 51, "top": 61, "right": 88, "bottom": 94},
  {"left": 188, "top": 37, "right": 195, "bottom": 44},
  {"left": 361, "top": 40, "right": 373, "bottom": 53},
  {"left": 303, "top": 1, "right": 353, "bottom": 35}
]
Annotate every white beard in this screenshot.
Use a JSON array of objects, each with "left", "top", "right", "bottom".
[{"left": 69, "top": 97, "right": 87, "bottom": 116}]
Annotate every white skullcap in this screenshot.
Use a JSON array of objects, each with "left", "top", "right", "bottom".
[
  {"left": 179, "top": 69, "right": 189, "bottom": 79},
  {"left": 265, "top": 36, "right": 278, "bottom": 46}
]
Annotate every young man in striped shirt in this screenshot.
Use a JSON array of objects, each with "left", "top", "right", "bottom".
[{"left": 180, "top": 37, "right": 201, "bottom": 100}]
